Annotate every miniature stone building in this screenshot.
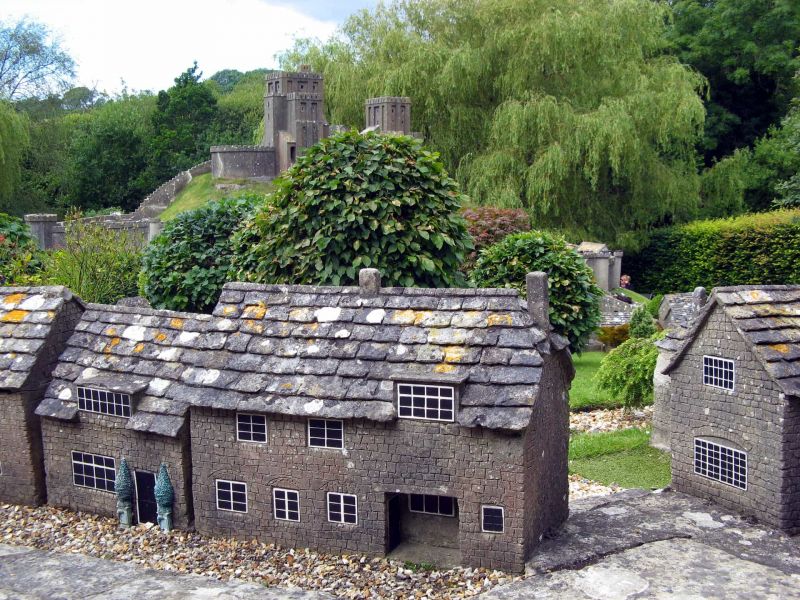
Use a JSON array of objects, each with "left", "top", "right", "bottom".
[
  {"left": 365, "top": 97, "right": 412, "bottom": 134},
  {"left": 655, "top": 285, "right": 800, "bottom": 532},
  {"left": 574, "top": 242, "right": 623, "bottom": 293},
  {"left": 0, "top": 287, "right": 84, "bottom": 505},
  {"left": 10, "top": 269, "right": 571, "bottom": 573}
]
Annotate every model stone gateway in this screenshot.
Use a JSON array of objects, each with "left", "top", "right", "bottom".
[
  {"left": 0, "top": 270, "right": 572, "bottom": 573},
  {"left": 654, "top": 285, "right": 800, "bottom": 533}
]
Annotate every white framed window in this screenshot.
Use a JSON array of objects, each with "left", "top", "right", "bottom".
[
  {"left": 409, "top": 493, "right": 456, "bottom": 517},
  {"left": 216, "top": 479, "right": 248, "bottom": 512},
  {"left": 274, "top": 488, "right": 300, "bottom": 521},
  {"left": 77, "top": 386, "right": 132, "bottom": 418},
  {"left": 308, "top": 419, "right": 343, "bottom": 449},
  {"left": 237, "top": 413, "right": 267, "bottom": 443},
  {"left": 702, "top": 356, "right": 735, "bottom": 391},
  {"left": 481, "top": 505, "right": 505, "bottom": 533},
  {"left": 397, "top": 384, "right": 455, "bottom": 422},
  {"left": 694, "top": 438, "right": 747, "bottom": 490},
  {"left": 71, "top": 451, "right": 115, "bottom": 492},
  {"left": 327, "top": 492, "right": 358, "bottom": 524}
]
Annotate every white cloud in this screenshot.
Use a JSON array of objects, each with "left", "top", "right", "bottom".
[{"left": 1, "top": 0, "right": 341, "bottom": 94}]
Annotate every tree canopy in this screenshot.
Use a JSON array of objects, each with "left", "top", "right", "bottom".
[
  {"left": 281, "top": 0, "right": 714, "bottom": 242},
  {"left": 0, "top": 17, "right": 75, "bottom": 100},
  {"left": 0, "top": 101, "right": 29, "bottom": 212}
]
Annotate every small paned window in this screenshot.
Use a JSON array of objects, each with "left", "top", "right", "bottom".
[
  {"left": 77, "top": 386, "right": 132, "bottom": 418},
  {"left": 409, "top": 494, "right": 456, "bottom": 517},
  {"left": 308, "top": 419, "right": 343, "bottom": 449},
  {"left": 327, "top": 492, "right": 358, "bottom": 524},
  {"left": 481, "top": 505, "right": 505, "bottom": 533},
  {"left": 71, "top": 451, "right": 115, "bottom": 492},
  {"left": 216, "top": 479, "right": 248, "bottom": 512},
  {"left": 274, "top": 488, "right": 300, "bottom": 521},
  {"left": 237, "top": 413, "right": 267, "bottom": 443},
  {"left": 397, "top": 384, "right": 455, "bottom": 422},
  {"left": 702, "top": 356, "right": 735, "bottom": 390},
  {"left": 694, "top": 438, "right": 747, "bottom": 490}
]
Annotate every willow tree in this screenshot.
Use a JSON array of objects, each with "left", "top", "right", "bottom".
[
  {"left": 0, "top": 101, "right": 29, "bottom": 212},
  {"left": 281, "top": 0, "right": 712, "bottom": 242}
]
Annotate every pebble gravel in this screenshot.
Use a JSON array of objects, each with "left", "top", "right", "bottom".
[
  {"left": 570, "top": 406, "right": 653, "bottom": 434},
  {"left": 0, "top": 503, "right": 517, "bottom": 599}
]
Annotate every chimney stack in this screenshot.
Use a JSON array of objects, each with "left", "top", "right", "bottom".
[
  {"left": 692, "top": 286, "right": 708, "bottom": 308},
  {"left": 359, "top": 268, "right": 382, "bottom": 296},
  {"left": 526, "top": 272, "right": 551, "bottom": 330}
]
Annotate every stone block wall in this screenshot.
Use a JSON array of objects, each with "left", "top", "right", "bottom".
[
  {"left": 523, "top": 351, "right": 571, "bottom": 552},
  {"left": 210, "top": 146, "right": 275, "bottom": 180},
  {"left": 667, "top": 308, "right": 793, "bottom": 530},
  {"left": 41, "top": 414, "right": 192, "bottom": 529},
  {"left": 190, "top": 409, "right": 529, "bottom": 572},
  {"left": 0, "top": 392, "right": 46, "bottom": 505}
]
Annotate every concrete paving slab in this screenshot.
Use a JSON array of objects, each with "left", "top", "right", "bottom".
[{"left": 0, "top": 544, "right": 330, "bottom": 600}]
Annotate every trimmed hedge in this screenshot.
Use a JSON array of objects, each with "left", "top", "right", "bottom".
[{"left": 625, "top": 209, "right": 800, "bottom": 294}]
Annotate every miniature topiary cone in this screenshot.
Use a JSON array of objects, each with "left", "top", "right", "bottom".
[
  {"left": 115, "top": 458, "right": 133, "bottom": 503},
  {"left": 154, "top": 463, "right": 174, "bottom": 532}
]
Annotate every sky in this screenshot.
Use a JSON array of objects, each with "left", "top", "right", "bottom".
[{"left": 2, "top": 0, "right": 379, "bottom": 95}]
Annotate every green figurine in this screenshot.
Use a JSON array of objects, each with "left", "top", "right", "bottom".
[
  {"left": 154, "top": 463, "right": 174, "bottom": 532},
  {"left": 115, "top": 458, "right": 133, "bottom": 528}
]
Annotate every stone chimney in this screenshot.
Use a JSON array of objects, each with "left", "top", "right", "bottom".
[
  {"left": 526, "top": 272, "right": 550, "bottom": 330},
  {"left": 692, "top": 286, "right": 708, "bottom": 308},
  {"left": 359, "top": 268, "right": 382, "bottom": 296}
]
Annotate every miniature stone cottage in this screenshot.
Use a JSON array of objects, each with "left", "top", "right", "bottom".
[
  {"left": 0, "top": 286, "right": 84, "bottom": 506},
  {"left": 656, "top": 285, "right": 800, "bottom": 532},
  {"left": 15, "top": 270, "right": 572, "bottom": 573}
]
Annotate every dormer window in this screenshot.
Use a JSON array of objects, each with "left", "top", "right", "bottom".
[
  {"left": 77, "top": 386, "right": 132, "bottom": 418},
  {"left": 397, "top": 383, "right": 455, "bottom": 422}
]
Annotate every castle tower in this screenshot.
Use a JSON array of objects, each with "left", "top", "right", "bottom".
[{"left": 364, "top": 97, "right": 412, "bottom": 134}]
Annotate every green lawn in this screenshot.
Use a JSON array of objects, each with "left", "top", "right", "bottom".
[
  {"left": 569, "top": 428, "right": 671, "bottom": 489},
  {"left": 158, "top": 173, "right": 273, "bottom": 221},
  {"left": 570, "top": 351, "right": 623, "bottom": 411},
  {"left": 612, "top": 287, "right": 648, "bottom": 303}
]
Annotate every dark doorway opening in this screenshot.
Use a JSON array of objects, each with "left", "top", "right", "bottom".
[
  {"left": 134, "top": 470, "right": 157, "bottom": 525},
  {"left": 385, "top": 492, "right": 461, "bottom": 567}
]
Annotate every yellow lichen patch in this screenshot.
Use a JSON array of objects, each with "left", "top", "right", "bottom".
[
  {"left": 769, "top": 343, "right": 791, "bottom": 354},
  {"left": 104, "top": 337, "right": 121, "bottom": 354},
  {"left": 435, "top": 363, "right": 457, "bottom": 374},
  {"left": 243, "top": 302, "right": 267, "bottom": 320},
  {"left": 413, "top": 311, "right": 432, "bottom": 325},
  {"left": 747, "top": 290, "right": 771, "bottom": 302},
  {"left": 2, "top": 293, "right": 25, "bottom": 306},
  {"left": 170, "top": 318, "right": 185, "bottom": 329},
  {"left": 222, "top": 305, "right": 237, "bottom": 316},
  {"left": 105, "top": 327, "right": 117, "bottom": 336},
  {"left": 133, "top": 343, "right": 145, "bottom": 353},
  {"left": 47, "top": 311, "right": 56, "bottom": 319},
  {"left": 242, "top": 320, "right": 264, "bottom": 334},
  {"left": 487, "top": 314, "right": 513, "bottom": 327},
  {"left": 443, "top": 345, "right": 466, "bottom": 363},
  {"left": 281, "top": 382, "right": 294, "bottom": 389},
  {"left": 1, "top": 309, "right": 28, "bottom": 323},
  {"left": 390, "top": 310, "right": 417, "bottom": 325},
  {"left": 154, "top": 332, "right": 167, "bottom": 343}
]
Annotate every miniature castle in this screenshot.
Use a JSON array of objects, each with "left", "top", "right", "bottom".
[{"left": 210, "top": 67, "right": 416, "bottom": 180}]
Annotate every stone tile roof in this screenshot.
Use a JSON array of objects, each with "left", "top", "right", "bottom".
[
  {"left": 664, "top": 285, "right": 800, "bottom": 398},
  {"left": 659, "top": 293, "right": 697, "bottom": 330},
  {"left": 36, "top": 279, "right": 568, "bottom": 434},
  {"left": 599, "top": 293, "right": 638, "bottom": 327},
  {"left": 0, "top": 286, "right": 81, "bottom": 391}
]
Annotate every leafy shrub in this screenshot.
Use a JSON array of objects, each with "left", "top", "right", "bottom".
[
  {"left": 625, "top": 209, "right": 800, "bottom": 293},
  {"left": 231, "top": 130, "right": 473, "bottom": 287},
  {"left": 472, "top": 230, "right": 602, "bottom": 352},
  {"left": 0, "top": 213, "right": 41, "bottom": 285},
  {"left": 647, "top": 294, "right": 664, "bottom": 319},
  {"left": 461, "top": 207, "right": 530, "bottom": 271},
  {"left": 595, "top": 333, "right": 663, "bottom": 409},
  {"left": 629, "top": 305, "right": 657, "bottom": 338},
  {"left": 42, "top": 214, "right": 141, "bottom": 304},
  {"left": 141, "top": 196, "right": 259, "bottom": 312},
  {"left": 596, "top": 324, "right": 630, "bottom": 348}
]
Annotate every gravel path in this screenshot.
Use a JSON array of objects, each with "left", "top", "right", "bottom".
[
  {"left": 570, "top": 406, "right": 652, "bottom": 434},
  {"left": 0, "top": 503, "right": 516, "bottom": 599}
]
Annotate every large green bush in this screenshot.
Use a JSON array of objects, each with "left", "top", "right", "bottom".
[
  {"left": 625, "top": 209, "right": 800, "bottom": 294},
  {"left": 141, "top": 196, "right": 259, "bottom": 312},
  {"left": 595, "top": 333, "right": 662, "bottom": 409},
  {"left": 0, "top": 213, "right": 39, "bottom": 284},
  {"left": 471, "top": 231, "right": 602, "bottom": 352},
  {"left": 629, "top": 305, "right": 657, "bottom": 339},
  {"left": 231, "top": 130, "right": 473, "bottom": 287}
]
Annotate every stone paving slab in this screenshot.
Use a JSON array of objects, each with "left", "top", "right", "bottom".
[
  {"left": 0, "top": 544, "right": 330, "bottom": 600},
  {"left": 481, "top": 488, "right": 800, "bottom": 599}
]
